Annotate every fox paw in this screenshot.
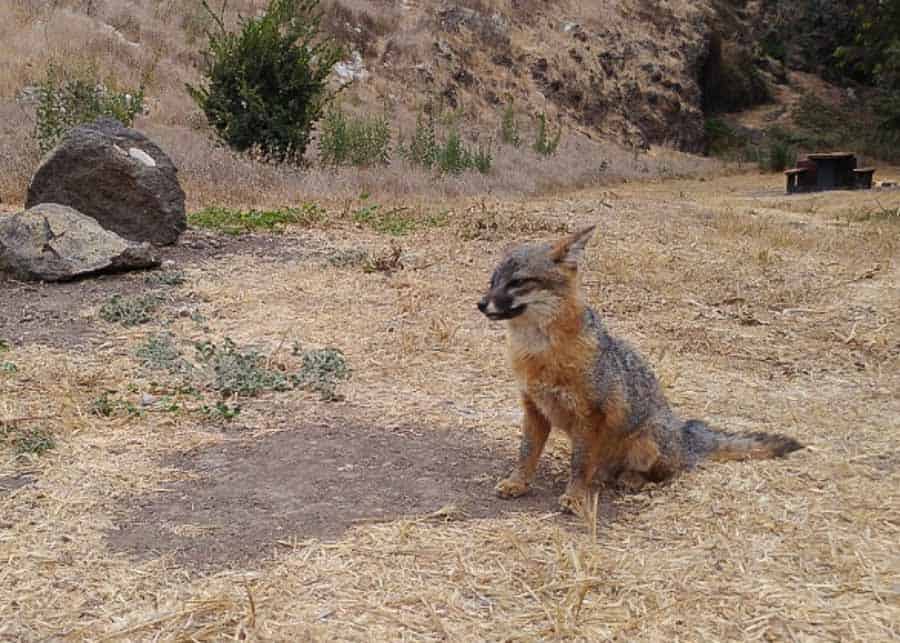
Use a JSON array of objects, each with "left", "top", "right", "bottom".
[
  {"left": 495, "top": 477, "right": 529, "bottom": 498},
  {"left": 558, "top": 492, "right": 585, "bottom": 516}
]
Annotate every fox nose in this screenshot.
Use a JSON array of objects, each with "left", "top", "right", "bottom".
[{"left": 477, "top": 298, "right": 488, "bottom": 313}]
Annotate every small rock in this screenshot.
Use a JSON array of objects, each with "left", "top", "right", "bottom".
[
  {"left": 0, "top": 203, "right": 160, "bottom": 282},
  {"left": 140, "top": 393, "right": 158, "bottom": 407}
]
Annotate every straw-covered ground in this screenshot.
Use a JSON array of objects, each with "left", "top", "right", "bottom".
[{"left": 1, "top": 170, "right": 898, "bottom": 641}]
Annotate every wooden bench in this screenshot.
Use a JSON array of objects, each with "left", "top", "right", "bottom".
[
  {"left": 785, "top": 168, "right": 807, "bottom": 194},
  {"left": 853, "top": 167, "right": 876, "bottom": 189}
]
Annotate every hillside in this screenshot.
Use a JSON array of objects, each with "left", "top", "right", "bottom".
[
  {"left": 1, "top": 0, "right": 726, "bottom": 205},
  {"left": 1, "top": 1, "right": 895, "bottom": 207}
]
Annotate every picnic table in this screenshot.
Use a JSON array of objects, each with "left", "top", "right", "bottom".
[{"left": 785, "top": 152, "right": 875, "bottom": 194}]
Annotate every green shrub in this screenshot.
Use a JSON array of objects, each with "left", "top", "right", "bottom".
[
  {"left": 34, "top": 62, "right": 144, "bottom": 153},
  {"left": 318, "top": 106, "right": 391, "bottom": 166},
  {"left": 759, "top": 136, "right": 797, "bottom": 173},
  {"left": 499, "top": 102, "right": 521, "bottom": 147},
  {"left": 532, "top": 113, "right": 561, "bottom": 156},
  {"left": 187, "top": 0, "right": 344, "bottom": 163},
  {"left": 401, "top": 110, "right": 439, "bottom": 168}
]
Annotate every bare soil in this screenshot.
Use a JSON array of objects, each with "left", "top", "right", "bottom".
[{"left": 108, "top": 420, "right": 611, "bottom": 571}]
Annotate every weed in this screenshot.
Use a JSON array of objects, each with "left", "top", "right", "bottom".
[
  {"left": 760, "top": 137, "right": 797, "bottom": 173},
  {"left": 144, "top": 269, "right": 187, "bottom": 287},
  {"left": 14, "top": 428, "right": 55, "bottom": 456},
  {"left": 99, "top": 294, "right": 160, "bottom": 326},
  {"left": 196, "top": 338, "right": 291, "bottom": 397},
  {"left": 400, "top": 110, "right": 438, "bottom": 168},
  {"left": 0, "top": 340, "right": 9, "bottom": 352},
  {"left": 499, "top": 102, "right": 522, "bottom": 147},
  {"left": 34, "top": 61, "right": 144, "bottom": 153},
  {"left": 0, "top": 362, "right": 16, "bottom": 374},
  {"left": 350, "top": 197, "right": 418, "bottom": 235},
  {"left": 533, "top": 113, "right": 561, "bottom": 156},
  {"left": 362, "top": 242, "right": 404, "bottom": 274},
  {"left": 90, "top": 392, "right": 116, "bottom": 417},
  {"left": 136, "top": 333, "right": 192, "bottom": 375},
  {"left": 400, "top": 109, "right": 492, "bottom": 174},
  {"left": 318, "top": 106, "right": 391, "bottom": 167},
  {"left": 202, "top": 401, "right": 242, "bottom": 420},
  {"left": 189, "top": 204, "right": 326, "bottom": 235},
  {"left": 291, "top": 344, "right": 350, "bottom": 401}
]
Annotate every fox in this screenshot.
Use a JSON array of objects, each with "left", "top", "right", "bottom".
[{"left": 477, "top": 225, "right": 803, "bottom": 514}]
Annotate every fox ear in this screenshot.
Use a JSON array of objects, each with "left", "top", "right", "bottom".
[{"left": 551, "top": 225, "right": 596, "bottom": 267}]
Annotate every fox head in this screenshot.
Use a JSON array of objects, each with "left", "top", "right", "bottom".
[{"left": 477, "top": 225, "right": 596, "bottom": 322}]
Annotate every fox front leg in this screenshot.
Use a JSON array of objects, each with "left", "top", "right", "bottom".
[
  {"left": 559, "top": 437, "right": 600, "bottom": 515},
  {"left": 495, "top": 396, "right": 551, "bottom": 499}
]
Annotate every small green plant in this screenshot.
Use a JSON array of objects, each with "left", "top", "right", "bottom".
[
  {"left": 189, "top": 204, "right": 326, "bottom": 235},
  {"left": 351, "top": 198, "right": 418, "bottom": 235},
  {"left": 499, "top": 102, "right": 521, "bottom": 147},
  {"left": 202, "top": 401, "right": 242, "bottom": 420},
  {"left": 136, "top": 333, "right": 192, "bottom": 375},
  {"left": 291, "top": 343, "right": 350, "bottom": 400},
  {"left": 34, "top": 62, "right": 144, "bottom": 153},
  {"left": 400, "top": 110, "right": 439, "bottom": 168},
  {"left": 318, "top": 106, "right": 391, "bottom": 167},
  {"left": 90, "top": 392, "right": 117, "bottom": 418},
  {"left": 0, "top": 362, "right": 16, "bottom": 374},
  {"left": 13, "top": 428, "right": 56, "bottom": 456},
  {"left": 187, "top": 0, "right": 344, "bottom": 163},
  {"left": 759, "top": 132, "right": 797, "bottom": 173},
  {"left": 196, "top": 338, "right": 292, "bottom": 397},
  {"left": 144, "top": 269, "right": 187, "bottom": 287},
  {"left": 100, "top": 294, "right": 160, "bottom": 326},
  {"left": 533, "top": 113, "right": 561, "bottom": 156},
  {"left": 0, "top": 339, "right": 10, "bottom": 352}
]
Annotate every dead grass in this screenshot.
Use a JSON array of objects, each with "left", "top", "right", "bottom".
[{"left": 2, "top": 172, "right": 898, "bottom": 640}]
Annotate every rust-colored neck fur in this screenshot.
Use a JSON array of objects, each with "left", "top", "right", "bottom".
[{"left": 506, "top": 284, "right": 586, "bottom": 355}]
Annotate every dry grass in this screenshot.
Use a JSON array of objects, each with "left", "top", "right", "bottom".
[{"left": 2, "top": 170, "right": 899, "bottom": 640}]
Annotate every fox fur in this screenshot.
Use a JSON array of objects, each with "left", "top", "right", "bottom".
[{"left": 477, "top": 225, "right": 803, "bottom": 514}]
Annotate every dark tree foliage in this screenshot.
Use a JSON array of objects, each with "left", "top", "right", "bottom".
[{"left": 187, "top": 0, "right": 344, "bottom": 163}]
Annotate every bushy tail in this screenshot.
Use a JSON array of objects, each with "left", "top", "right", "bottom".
[{"left": 680, "top": 419, "right": 803, "bottom": 463}]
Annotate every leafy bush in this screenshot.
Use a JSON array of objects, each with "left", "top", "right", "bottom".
[
  {"left": 318, "top": 106, "right": 391, "bottom": 166},
  {"left": 401, "top": 110, "right": 439, "bottom": 168},
  {"left": 499, "top": 102, "right": 521, "bottom": 147},
  {"left": 759, "top": 136, "right": 797, "bottom": 172},
  {"left": 532, "top": 113, "right": 561, "bottom": 156},
  {"left": 400, "top": 110, "right": 492, "bottom": 174},
  {"left": 34, "top": 62, "right": 144, "bottom": 153},
  {"left": 187, "top": 0, "right": 344, "bottom": 163}
]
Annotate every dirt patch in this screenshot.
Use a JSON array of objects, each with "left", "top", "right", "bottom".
[
  {"left": 0, "top": 229, "right": 316, "bottom": 349},
  {"left": 108, "top": 423, "right": 615, "bottom": 571}
]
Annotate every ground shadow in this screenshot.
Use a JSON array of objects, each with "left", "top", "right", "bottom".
[{"left": 107, "top": 423, "right": 620, "bottom": 571}]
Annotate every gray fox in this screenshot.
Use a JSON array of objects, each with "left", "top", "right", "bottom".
[{"left": 477, "top": 225, "right": 802, "bottom": 514}]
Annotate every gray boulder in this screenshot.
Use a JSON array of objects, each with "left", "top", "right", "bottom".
[
  {"left": 0, "top": 203, "right": 160, "bottom": 282},
  {"left": 26, "top": 117, "right": 186, "bottom": 246}
]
